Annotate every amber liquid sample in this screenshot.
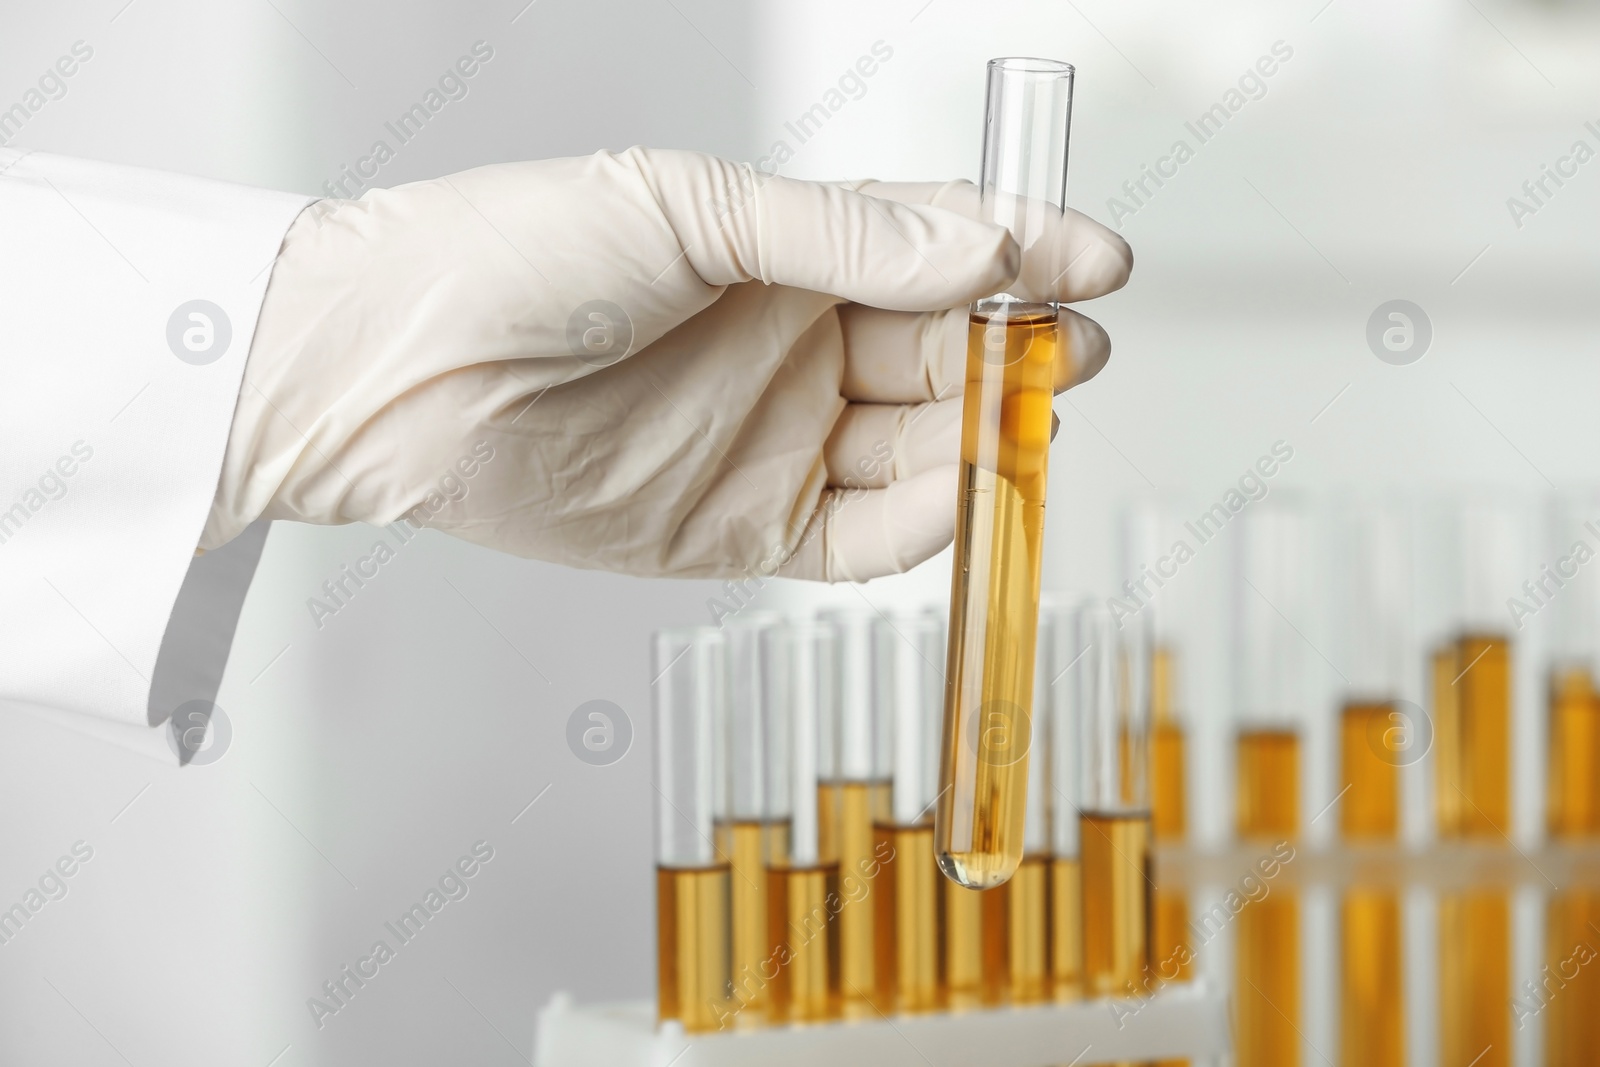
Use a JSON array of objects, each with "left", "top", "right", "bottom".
[
  {"left": 1340, "top": 702, "right": 1399, "bottom": 839},
  {"left": 1339, "top": 890, "right": 1403, "bottom": 1067},
  {"left": 1152, "top": 724, "right": 1187, "bottom": 843},
  {"left": 656, "top": 865, "right": 733, "bottom": 1032},
  {"left": 1544, "top": 891, "right": 1600, "bottom": 1067},
  {"left": 1432, "top": 645, "right": 1463, "bottom": 837},
  {"left": 940, "top": 877, "right": 985, "bottom": 1009},
  {"left": 1455, "top": 634, "right": 1510, "bottom": 838},
  {"left": 765, "top": 863, "right": 841, "bottom": 1023},
  {"left": 1438, "top": 891, "right": 1509, "bottom": 1067},
  {"left": 715, "top": 819, "right": 783, "bottom": 1020},
  {"left": 1547, "top": 667, "right": 1600, "bottom": 837},
  {"left": 1151, "top": 646, "right": 1188, "bottom": 841},
  {"left": 872, "top": 823, "right": 939, "bottom": 1013},
  {"left": 981, "top": 853, "right": 1051, "bottom": 1004},
  {"left": 818, "top": 779, "right": 888, "bottom": 1008},
  {"left": 937, "top": 307, "right": 1059, "bottom": 890},
  {"left": 1237, "top": 729, "right": 1300, "bottom": 839},
  {"left": 1234, "top": 729, "right": 1299, "bottom": 1067},
  {"left": 1051, "top": 857, "right": 1083, "bottom": 999},
  {"left": 1236, "top": 889, "right": 1300, "bottom": 1067},
  {"left": 1152, "top": 889, "right": 1191, "bottom": 982},
  {"left": 979, "top": 878, "right": 1009, "bottom": 1003},
  {"left": 1080, "top": 811, "right": 1152, "bottom": 997},
  {"left": 1151, "top": 888, "right": 1192, "bottom": 1067}
]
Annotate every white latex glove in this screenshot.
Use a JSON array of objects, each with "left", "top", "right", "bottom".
[{"left": 205, "top": 148, "right": 1130, "bottom": 580}]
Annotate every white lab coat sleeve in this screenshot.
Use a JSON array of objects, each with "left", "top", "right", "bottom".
[{"left": 0, "top": 148, "right": 312, "bottom": 763}]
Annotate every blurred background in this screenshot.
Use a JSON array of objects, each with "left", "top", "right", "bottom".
[{"left": 2, "top": 0, "right": 1598, "bottom": 1063}]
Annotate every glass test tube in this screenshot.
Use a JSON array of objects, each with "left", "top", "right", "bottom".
[
  {"left": 1120, "top": 502, "right": 1193, "bottom": 1021},
  {"left": 1438, "top": 500, "right": 1516, "bottom": 1067},
  {"left": 1328, "top": 503, "right": 1407, "bottom": 1067},
  {"left": 653, "top": 627, "right": 733, "bottom": 1032},
  {"left": 1544, "top": 490, "right": 1600, "bottom": 838},
  {"left": 817, "top": 606, "right": 888, "bottom": 1010},
  {"left": 936, "top": 56, "right": 1074, "bottom": 891},
  {"left": 1331, "top": 502, "right": 1408, "bottom": 839},
  {"left": 1044, "top": 598, "right": 1083, "bottom": 1000},
  {"left": 1231, "top": 503, "right": 1303, "bottom": 1067},
  {"left": 1234, "top": 502, "right": 1306, "bottom": 839},
  {"left": 871, "top": 609, "right": 943, "bottom": 1014},
  {"left": 1078, "top": 602, "right": 1153, "bottom": 1001},
  {"left": 1120, "top": 502, "right": 1189, "bottom": 842},
  {"left": 1417, "top": 497, "right": 1466, "bottom": 841},
  {"left": 1449, "top": 498, "right": 1518, "bottom": 839},
  {"left": 718, "top": 612, "right": 780, "bottom": 1021},
  {"left": 1542, "top": 493, "right": 1600, "bottom": 1067},
  {"left": 762, "top": 620, "right": 841, "bottom": 1023}
]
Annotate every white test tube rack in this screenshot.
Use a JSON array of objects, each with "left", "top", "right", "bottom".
[{"left": 532, "top": 980, "right": 1230, "bottom": 1067}]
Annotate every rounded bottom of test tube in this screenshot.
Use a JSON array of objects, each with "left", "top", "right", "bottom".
[{"left": 936, "top": 849, "right": 1020, "bottom": 890}]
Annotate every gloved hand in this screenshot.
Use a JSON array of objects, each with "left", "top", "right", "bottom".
[{"left": 204, "top": 148, "right": 1131, "bottom": 581}]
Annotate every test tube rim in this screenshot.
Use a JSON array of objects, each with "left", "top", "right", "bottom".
[{"left": 988, "top": 56, "right": 1075, "bottom": 75}]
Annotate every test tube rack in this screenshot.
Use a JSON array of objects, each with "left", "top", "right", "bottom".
[{"left": 532, "top": 980, "right": 1229, "bottom": 1067}]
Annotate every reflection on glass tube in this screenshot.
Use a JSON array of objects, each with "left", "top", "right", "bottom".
[{"left": 1431, "top": 644, "right": 1463, "bottom": 839}]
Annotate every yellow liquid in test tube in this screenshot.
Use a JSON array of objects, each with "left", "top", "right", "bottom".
[
  {"left": 1235, "top": 729, "right": 1299, "bottom": 1067},
  {"left": 655, "top": 865, "right": 733, "bottom": 1032},
  {"left": 872, "top": 823, "right": 939, "bottom": 1013},
  {"left": 1080, "top": 811, "right": 1152, "bottom": 998},
  {"left": 937, "top": 306, "right": 1058, "bottom": 890},
  {"left": 1547, "top": 666, "right": 1600, "bottom": 836},
  {"left": 716, "top": 819, "right": 775, "bottom": 1022}
]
